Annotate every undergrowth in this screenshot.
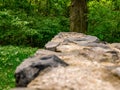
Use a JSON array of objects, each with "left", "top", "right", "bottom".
[{"left": 0, "top": 45, "right": 37, "bottom": 90}]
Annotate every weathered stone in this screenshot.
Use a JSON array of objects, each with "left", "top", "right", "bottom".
[
  {"left": 106, "top": 51, "right": 119, "bottom": 62},
  {"left": 64, "top": 37, "right": 86, "bottom": 43},
  {"left": 11, "top": 88, "right": 36, "bottom": 90},
  {"left": 86, "top": 42, "right": 109, "bottom": 48},
  {"left": 45, "top": 41, "right": 60, "bottom": 51},
  {"left": 56, "top": 43, "right": 80, "bottom": 52},
  {"left": 111, "top": 43, "right": 120, "bottom": 50},
  {"left": 28, "top": 65, "right": 120, "bottom": 90},
  {"left": 63, "top": 35, "right": 100, "bottom": 46},
  {"left": 111, "top": 67, "right": 120, "bottom": 77},
  {"left": 51, "top": 32, "right": 85, "bottom": 43},
  {"left": 14, "top": 32, "right": 120, "bottom": 90},
  {"left": 84, "top": 35, "right": 100, "bottom": 43},
  {"left": 106, "top": 66, "right": 120, "bottom": 77},
  {"left": 34, "top": 49, "right": 60, "bottom": 56},
  {"left": 15, "top": 55, "right": 68, "bottom": 87}
]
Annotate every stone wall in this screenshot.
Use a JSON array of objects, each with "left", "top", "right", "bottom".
[{"left": 13, "top": 32, "right": 120, "bottom": 90}]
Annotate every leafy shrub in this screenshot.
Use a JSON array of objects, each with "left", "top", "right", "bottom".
[
  {"left": 27, "top": 16, "right": 69, "bottom": 46},
  {"left": 0, "top": 10, "right": 69, "bottom": 47},
  {"left": 87, "top": 0, "right": 120, "bottom": 42}
]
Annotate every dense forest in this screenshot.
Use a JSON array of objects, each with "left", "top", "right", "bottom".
[
  {"left": 0, "top": 0, "right": 119, "bottom": 47},
  {"left": 0, "top": 0, "right": 70, "bottom": 47},
  {"left": 0, "top": 0, "right": 120, "bottom": 90}
]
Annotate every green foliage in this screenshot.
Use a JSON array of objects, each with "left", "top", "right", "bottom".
[
  {"left": 0, "top": 0, "right": 70, "bottom": 17},
  {"left": 0, "top": 0, "right": 120, "bottom": 47},
  {"left": 0, "top": 45, "right": 37, "bottom": 90},
  {"left": 26, "top": 16, "right": 69, "bottom": 45},
  {"left": 0, "top": 0, "right": 70, "bottom": 47},
  {"left": 0, "top": 10, "right": 69, "bottom": 47},
  {"left": 87, "top": 0, "right": 120, "bottom": 42}
]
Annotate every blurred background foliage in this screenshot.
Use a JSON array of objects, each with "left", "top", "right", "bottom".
[
  {"left": 87, "top": 0, "right": 120, "bottom": 42},
  {"left": 0, "top": 0, "right": 119, "bottom": 47}
]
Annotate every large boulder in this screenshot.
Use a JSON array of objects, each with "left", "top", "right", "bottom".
[
  {"left": 14, "top": 32, "right": 120, "bottom": 90},
  {"left": 15, "top": 54, "right": 68, "bottom": 87}
]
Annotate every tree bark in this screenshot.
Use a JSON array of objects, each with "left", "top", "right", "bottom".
[{"left": 70, "top": 0, "right": 87, "bottom": 33}]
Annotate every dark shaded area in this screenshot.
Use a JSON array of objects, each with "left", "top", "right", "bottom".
[{"left": 15, "top": 55, "right": 68, "bottom": 87}]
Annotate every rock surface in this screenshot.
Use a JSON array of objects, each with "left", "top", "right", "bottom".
[
  {"left": 14, "top": 32, "right": 120, "bottom": 90},
  {"left": 15, "top": 55, "right": 68, "bottom": 87},
  {"left": 11, "top": 88, "right": 37, "bottom": 90}
]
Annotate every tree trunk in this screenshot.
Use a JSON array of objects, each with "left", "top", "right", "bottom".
[{"left": 70, "top": 0, "right": 87, "bottom": 33}]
